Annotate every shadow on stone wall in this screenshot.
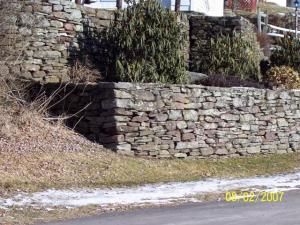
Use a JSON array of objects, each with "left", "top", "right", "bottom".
[
  {"left": 68, "top": 20, "right": 113, "bottom": 82},
  {"left": 38, "top": 82, "right": 122, "bottom": 152}
]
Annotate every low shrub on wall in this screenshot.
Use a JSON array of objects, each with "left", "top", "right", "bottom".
[
  {"left": 106, "top": 0, "right": 188, "bottom": 84},
  {"left": 270, "top": 35, "right": 300, "bottom": 73},
  {"left": 194, "top": 32, "right": 262, "bottom": 82}
]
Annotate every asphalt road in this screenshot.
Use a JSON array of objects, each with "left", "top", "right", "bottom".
[{"left": 41, "top": 190, "right": 300, "bottom": 225}]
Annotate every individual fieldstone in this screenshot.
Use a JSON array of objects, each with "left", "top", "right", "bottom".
[
  {"left": 64, "top": 23, "right": 74, "bottom": 31},
  {"left": 183, "top": 110, "right": 198, "bottom": 121},
  {"left": 70, "top": 9, "right": 82, "bottom": 20},
  {"left": 53, "top": 4, "right": 63, "bottom": 11},
  {"left": 174, "top": 153, "right": 187, "bottom": 158},
  {"left": 290, "top": 134, "right": 300, "bottom": 142},
  {"left": 240, "top": 114, "right": 255, "bottom": 122},
  {"left": 221, "top": 113, "right": 239, "bottom": 121},
  {"left": 135, "top": 91, "right": 155, "bottom": 101},
  {"left": 182, "top": 133, "right": 195, "bottom": 141},
  {"left": 23, "top": 64, "right": 40, "bottom": 72},
  {"left": 265, "top": 132, "right": 277, "bottom": 141},
  {"left": 41, "top": 6, "right": 52, "bottom": 14},
  {"left": 215, "top": 149, "right": 228, "bottom": 155},
  {"left": 203, "top": 122, "right": 218, "bottom": 129},
  {"left": 132, "top": 116, "right": 149, "bottom": 122},
  {"left": 50, "top": 20, "right": 64, "bottom": 28},
  {"left": 49, "top": 0, "right": 61, "bottom": 4},
  {"left": 113, "top": 90, "right": 132, "bottom": 99},
  {"left": 160, "top": 150, "right": 171, "bottom": 157},
  {"left": 233, "top": 98, "right": 245, "bottom": 107},
  {"left": 277, "top": 118, "right": 288, "bottom": 127},
  {"left": 165, "top": 121, "right": 177, "bottom": 131},
  {"left": 247, "top": 146, "right": 261, "bottom": 154},
  {"left": 169, "top": 110, "right": 182, "bottom": 120},
  {"left": 176, "top": 121, "right": 187, "bottom": 129},
  {"left": 156, "top": 113, "right": 168, "bottom": 122},
  {"left": 200, "top": 148, "right": 214, "bottom": 156},
  {"left": 176, "top": 141, "right": 198, "bottom": 149}
]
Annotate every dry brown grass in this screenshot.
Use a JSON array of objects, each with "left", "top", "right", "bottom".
[
  {"left": 68, "top": 60, "right": 101, "bottom": 83},
  {"left": 0, "top": 151, "right": 299, "bottom": 224},
  {"left": 258, "top": 2, "right": 293, "bottom": 14},
  {"left": 0, "top": 148, "right": 299, "bottom": 193}
]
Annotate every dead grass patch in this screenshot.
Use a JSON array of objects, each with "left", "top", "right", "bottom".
[{"left": 0, "top": 150, "right": 299, "bottom": 193}]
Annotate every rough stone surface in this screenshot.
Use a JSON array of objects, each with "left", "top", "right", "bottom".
[{"left": 44, "top": 82, "right": 300, "bottom": 159}]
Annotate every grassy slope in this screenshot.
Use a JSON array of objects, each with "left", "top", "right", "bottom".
[
  {"left": 1, "top": 151, "right": 299, "bottom": 193},
  {"left": 1, "top": 150, "right": 299, "bottom": 225},
  {"left": 232, "top": 2, "right": 293, "bottom": 18}
]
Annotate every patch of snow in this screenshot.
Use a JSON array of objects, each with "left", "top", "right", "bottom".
[{"left": 1, "top": 172, "right": 300, "bottom": 209}]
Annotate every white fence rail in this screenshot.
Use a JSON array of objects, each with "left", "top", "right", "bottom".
[{"left": 257, "top": 10, "right": 300, "bottom": 38}]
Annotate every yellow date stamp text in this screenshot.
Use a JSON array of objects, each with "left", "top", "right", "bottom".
[{"left": 225, "top": 191, "right": 285, "bottom": 203}]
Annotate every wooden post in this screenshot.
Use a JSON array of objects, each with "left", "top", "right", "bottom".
[
  {"left": 117, "top": 0, "right": 122, "bottom": 9},
  {"left": 264, "top": 12, "right": 269, "bottom": 33},
  {"left": 175, "top": 0, "right": 181, "bottom": 12},
  {"left": 257, "top": 9, "right": 262, "bottom": 33},
  {"left": 75, "top": 0, "right": 82, "bottom": 4},
  {"left": 296, "top": 9, "right": 299, "bottom": 38}
]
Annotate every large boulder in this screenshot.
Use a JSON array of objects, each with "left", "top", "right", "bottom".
[{"left": 188, "top": 71, "right": 208, "bottom": 84}]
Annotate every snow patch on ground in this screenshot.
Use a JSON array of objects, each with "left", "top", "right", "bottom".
[{"left": 1, "top": 172, "right": 300, "bottom": 209}]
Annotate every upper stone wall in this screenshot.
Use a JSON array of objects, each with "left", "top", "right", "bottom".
[
  {"left": 1, "top": 0, "right": 116, "bottom": 83},
  {"left": 45, "top": 82, "right": 300, "bottom": 158},
  {"left": 189, "top": 15, "right": 256, "bottom": 73},
  {"left": 1, "top": 0, "right": 254, "bottom": 83}
]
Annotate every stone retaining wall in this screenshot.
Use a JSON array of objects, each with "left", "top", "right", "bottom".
[
  {"left": 1, "top": 0, "right": 116, "bottom": 82},
  {"left": 45, "top": 82, "right": 300, "bottom": 158}
]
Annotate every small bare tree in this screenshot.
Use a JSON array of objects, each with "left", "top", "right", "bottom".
[
  {"left": 117, "top": 0, "right": 123, "bottom": 9},
  {"left": 175, "top": 0, "right": 181, "bottom": 12}
]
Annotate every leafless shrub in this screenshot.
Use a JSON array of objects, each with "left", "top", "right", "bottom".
[
  {"left": 256, "top": 32, "right": 272, "bottom": 57},
  {"left": 68, "top": 60, "right": 101, "bottom": 83}
]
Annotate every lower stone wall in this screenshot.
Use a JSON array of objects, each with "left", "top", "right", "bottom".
[{"left": 44, "top": 82, "right": 300, "bottom": 158}]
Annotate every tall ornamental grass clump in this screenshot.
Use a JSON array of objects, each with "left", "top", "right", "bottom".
[{"left": 106, "top": 0, "right": 188, "bottom": 83}]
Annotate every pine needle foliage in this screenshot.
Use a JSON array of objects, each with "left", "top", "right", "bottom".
[
  {"left": 195, "top": 33, "right": 262, "bottom": 81},
  {"left": 106, "top": 0, "right": 188, "bottom": 84},
  {"left": 270, "top": 35, "right": 300, "bottom": 73}
]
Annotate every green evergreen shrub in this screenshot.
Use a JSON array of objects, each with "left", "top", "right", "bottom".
[
  {"left": 106, "top": 0, "right": 188, "bottom": 83},
  {"left": 270, "top": 35, "right": 300, "bottom": 72},
  {"left": 195, "top": 33, "right": 262, "bottom": 81}
]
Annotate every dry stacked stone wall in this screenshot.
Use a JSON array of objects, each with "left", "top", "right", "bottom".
[
  {"left": 1, "top": 0, "right": 116, "bottom": 82},
  {"left": 45, "top": 82, "right": 300, "bottom": 158}
]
